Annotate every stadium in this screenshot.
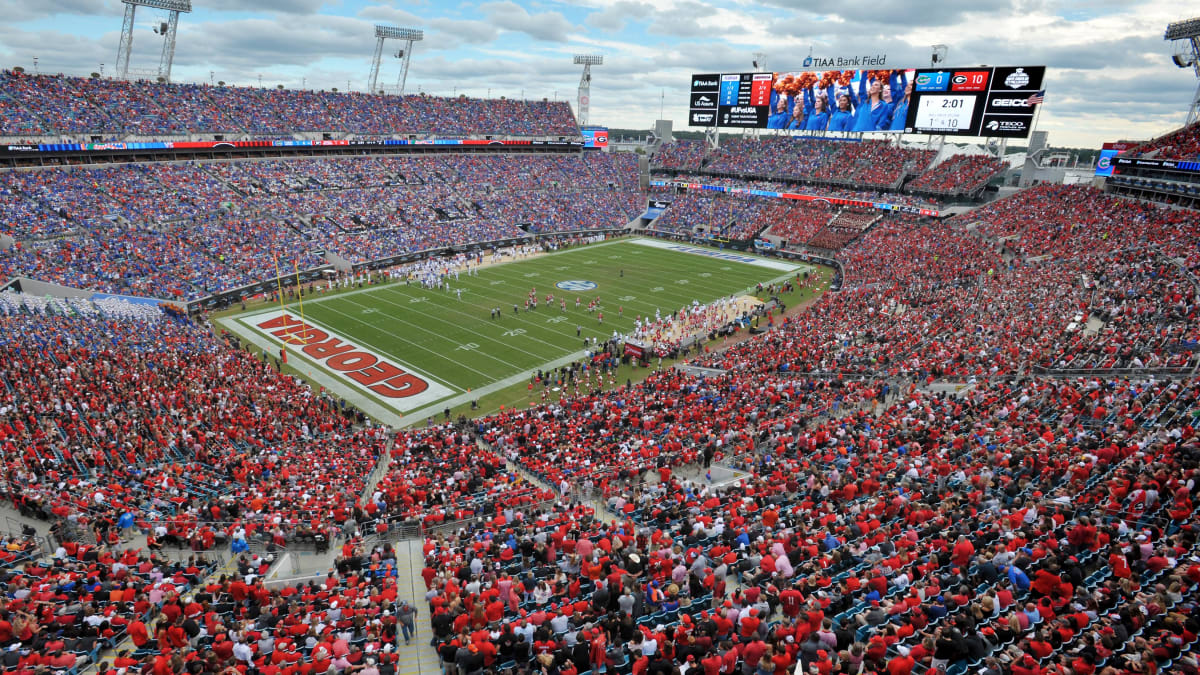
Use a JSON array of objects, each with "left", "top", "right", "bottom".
[{"left": 2, "top": 3, "right": 1200, "bottom": 675}]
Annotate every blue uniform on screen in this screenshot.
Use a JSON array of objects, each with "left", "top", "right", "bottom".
[
  {"left": 766, "top": 89, "right": 793, "bottom": 129},
  {"left": 828, "top": 86, "right": 856, "bottom": 132},
  {"left": 889, "top": 71, "right": 912, "bottom": 131},
  {"left": 804, "top": 87, "right": 831, "bottom": 132}
]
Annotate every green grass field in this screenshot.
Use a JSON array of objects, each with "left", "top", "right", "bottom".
[{"left": 217, "top": 238, "right": 821, "bottom": 426}]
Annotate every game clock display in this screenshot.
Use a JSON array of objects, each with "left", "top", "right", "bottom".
[{"left": 913, "top": 95, "right": 976, "bottom": 132}]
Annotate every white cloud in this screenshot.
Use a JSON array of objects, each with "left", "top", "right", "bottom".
[
  {"left": 0, "top": 0, "right": 114, "bottom": 22},
  {"left": 481, "top": 1, "right": 574, "bottom": 43},
  {"left": 203, "top": 0, "right": 326, "bottom": 14},
  {"left": 586, "top": 1, "right": 654, "bottom": 32}
]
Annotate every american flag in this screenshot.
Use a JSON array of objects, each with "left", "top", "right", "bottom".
[{"left": 1026, "top": 90, "right": 1045, "bottom": 106}]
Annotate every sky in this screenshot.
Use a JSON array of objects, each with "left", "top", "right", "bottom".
[{"left": 0, "top": 0, "right": 1197, "bottom": 148}]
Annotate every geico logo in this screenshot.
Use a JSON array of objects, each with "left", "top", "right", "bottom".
[{"left": 991, "top": 98, "right": 1030, "bottom": 107}]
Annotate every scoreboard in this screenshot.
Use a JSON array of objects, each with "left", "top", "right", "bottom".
[
  {"left": 904, "top": 65, "right": 1046, "bottom": 138},
  {"left": 689, "top": 72, "right": 773, "bottom": 128},
  {"left": 688, "top": 65, "right": 1045, "bottom": 138}
]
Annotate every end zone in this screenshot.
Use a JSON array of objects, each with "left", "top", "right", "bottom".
[{"left": 226, "top": 310, "right": 457, "bottom": 417}]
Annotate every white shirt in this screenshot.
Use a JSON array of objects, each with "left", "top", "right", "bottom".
[{"left": 233, "top": 642, "right": 255, "bottom": 662}]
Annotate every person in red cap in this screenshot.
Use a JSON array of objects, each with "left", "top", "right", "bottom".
[{"left": 589, "top": 627, "right": 609, "bottom": 673}]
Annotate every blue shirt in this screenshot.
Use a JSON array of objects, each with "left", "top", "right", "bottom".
[
  {"left": 1008, "top": 565, "right": 1031, "bottom": 591},
  {"left": 829, "top": 109, "right": 855, "bottom": 132}
]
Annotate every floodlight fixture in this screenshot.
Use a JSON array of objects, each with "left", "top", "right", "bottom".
[
  {"left": 931, "top": 44, "right": 948, "bottom": 67},
  {"left": 375, "top": 25, "right": 424, "bottom": 41},
  {"left": 1165, "top": 17, "right": 1200, "bottom": 41},
  {"left": 367, "top": 25, "right": 424, "bottom": 95},
  {"left": 128, "top": 0, "right": 191, "bottom": 11},
  {"left": 574, "top": 56, "right": 603, "bottom": 127},
  {"left": 115, "top": 0, "right": 192, "bottom": 82},
  {"left": 1164, "top": 17, "right": 1200, "bottom": 125}
]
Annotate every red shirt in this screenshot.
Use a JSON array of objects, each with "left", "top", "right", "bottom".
[{"left": 886, "top": 655, "right": 915, "bottom": 675}]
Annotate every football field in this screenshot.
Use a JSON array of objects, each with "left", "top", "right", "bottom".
[{"left": 218, "top": 238, "right": 819, "bottom": 426}]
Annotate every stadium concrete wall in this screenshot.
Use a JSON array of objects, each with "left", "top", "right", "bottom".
[{"left": 15, "top": 277, "right": 94, "bottom": 299}]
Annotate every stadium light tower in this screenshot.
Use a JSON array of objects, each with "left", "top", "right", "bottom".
[
  {"left": 114, "top": 0, "right": 192, "bottom": 82},
  {"left": 1165, "top": 17, "right": 1200, "bottom": 126},
  {"left": 930, "top": 44, "right": 948, "bottom": 68},
  {"left": 574, "top": 55, "right": 603, "bottom": 127},
  {"left": 368, "top": 25, "right": 423, "bottom": 95}
]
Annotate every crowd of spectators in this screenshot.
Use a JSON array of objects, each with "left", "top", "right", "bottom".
[
  {"left": 805, "top": 210, "right": 880, "bottom": 251},
  {"left": 1037, "top": 253, "right": 1199, "bottom": 372},
  {"left": 701, "top": 138, "right": 936, "bottom": 190},
  {"left": 659, "top": 175, "right": 936, "bottom": 211},
  {"left": 585, "top": 153, "right": 640, "bottom": 190},
  {"left": 649, "top": 193, "right": 751, "bottom": 238},
  {"left": 701, "top": 185, "right": 1200, "bottom": 383},
  {"left": 0, "top": 154, "right": 643, "bottom": 298},
  {"left": 0, "top": 291, "right": 391, "bottom": 552},
  {"left": 411, "top": 362, "right": 1200, "bottom": 675},
  {"left": 650, "top": 188, "right": 875, "bottom": 243},
  {"left": 651, "top": 141, "right": 708, "bottom": 171},
  {"left": 761, "top": 201, "right": 837, "bottom": 246},
  {"left": 1127, "top": 121, "right": 1200, "bottom": 161},
  {"left": 649, "top": 183, "right": 925, "bottom": 245},
  {"left": 0, "top": 70, "right": 579, "bottom": 139},
  {"left": 908, "top": 155, "right": 1008, "bottom": 196},
  {"left": 957, "top": 184, "right": 1200, "bottom": 261}
]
